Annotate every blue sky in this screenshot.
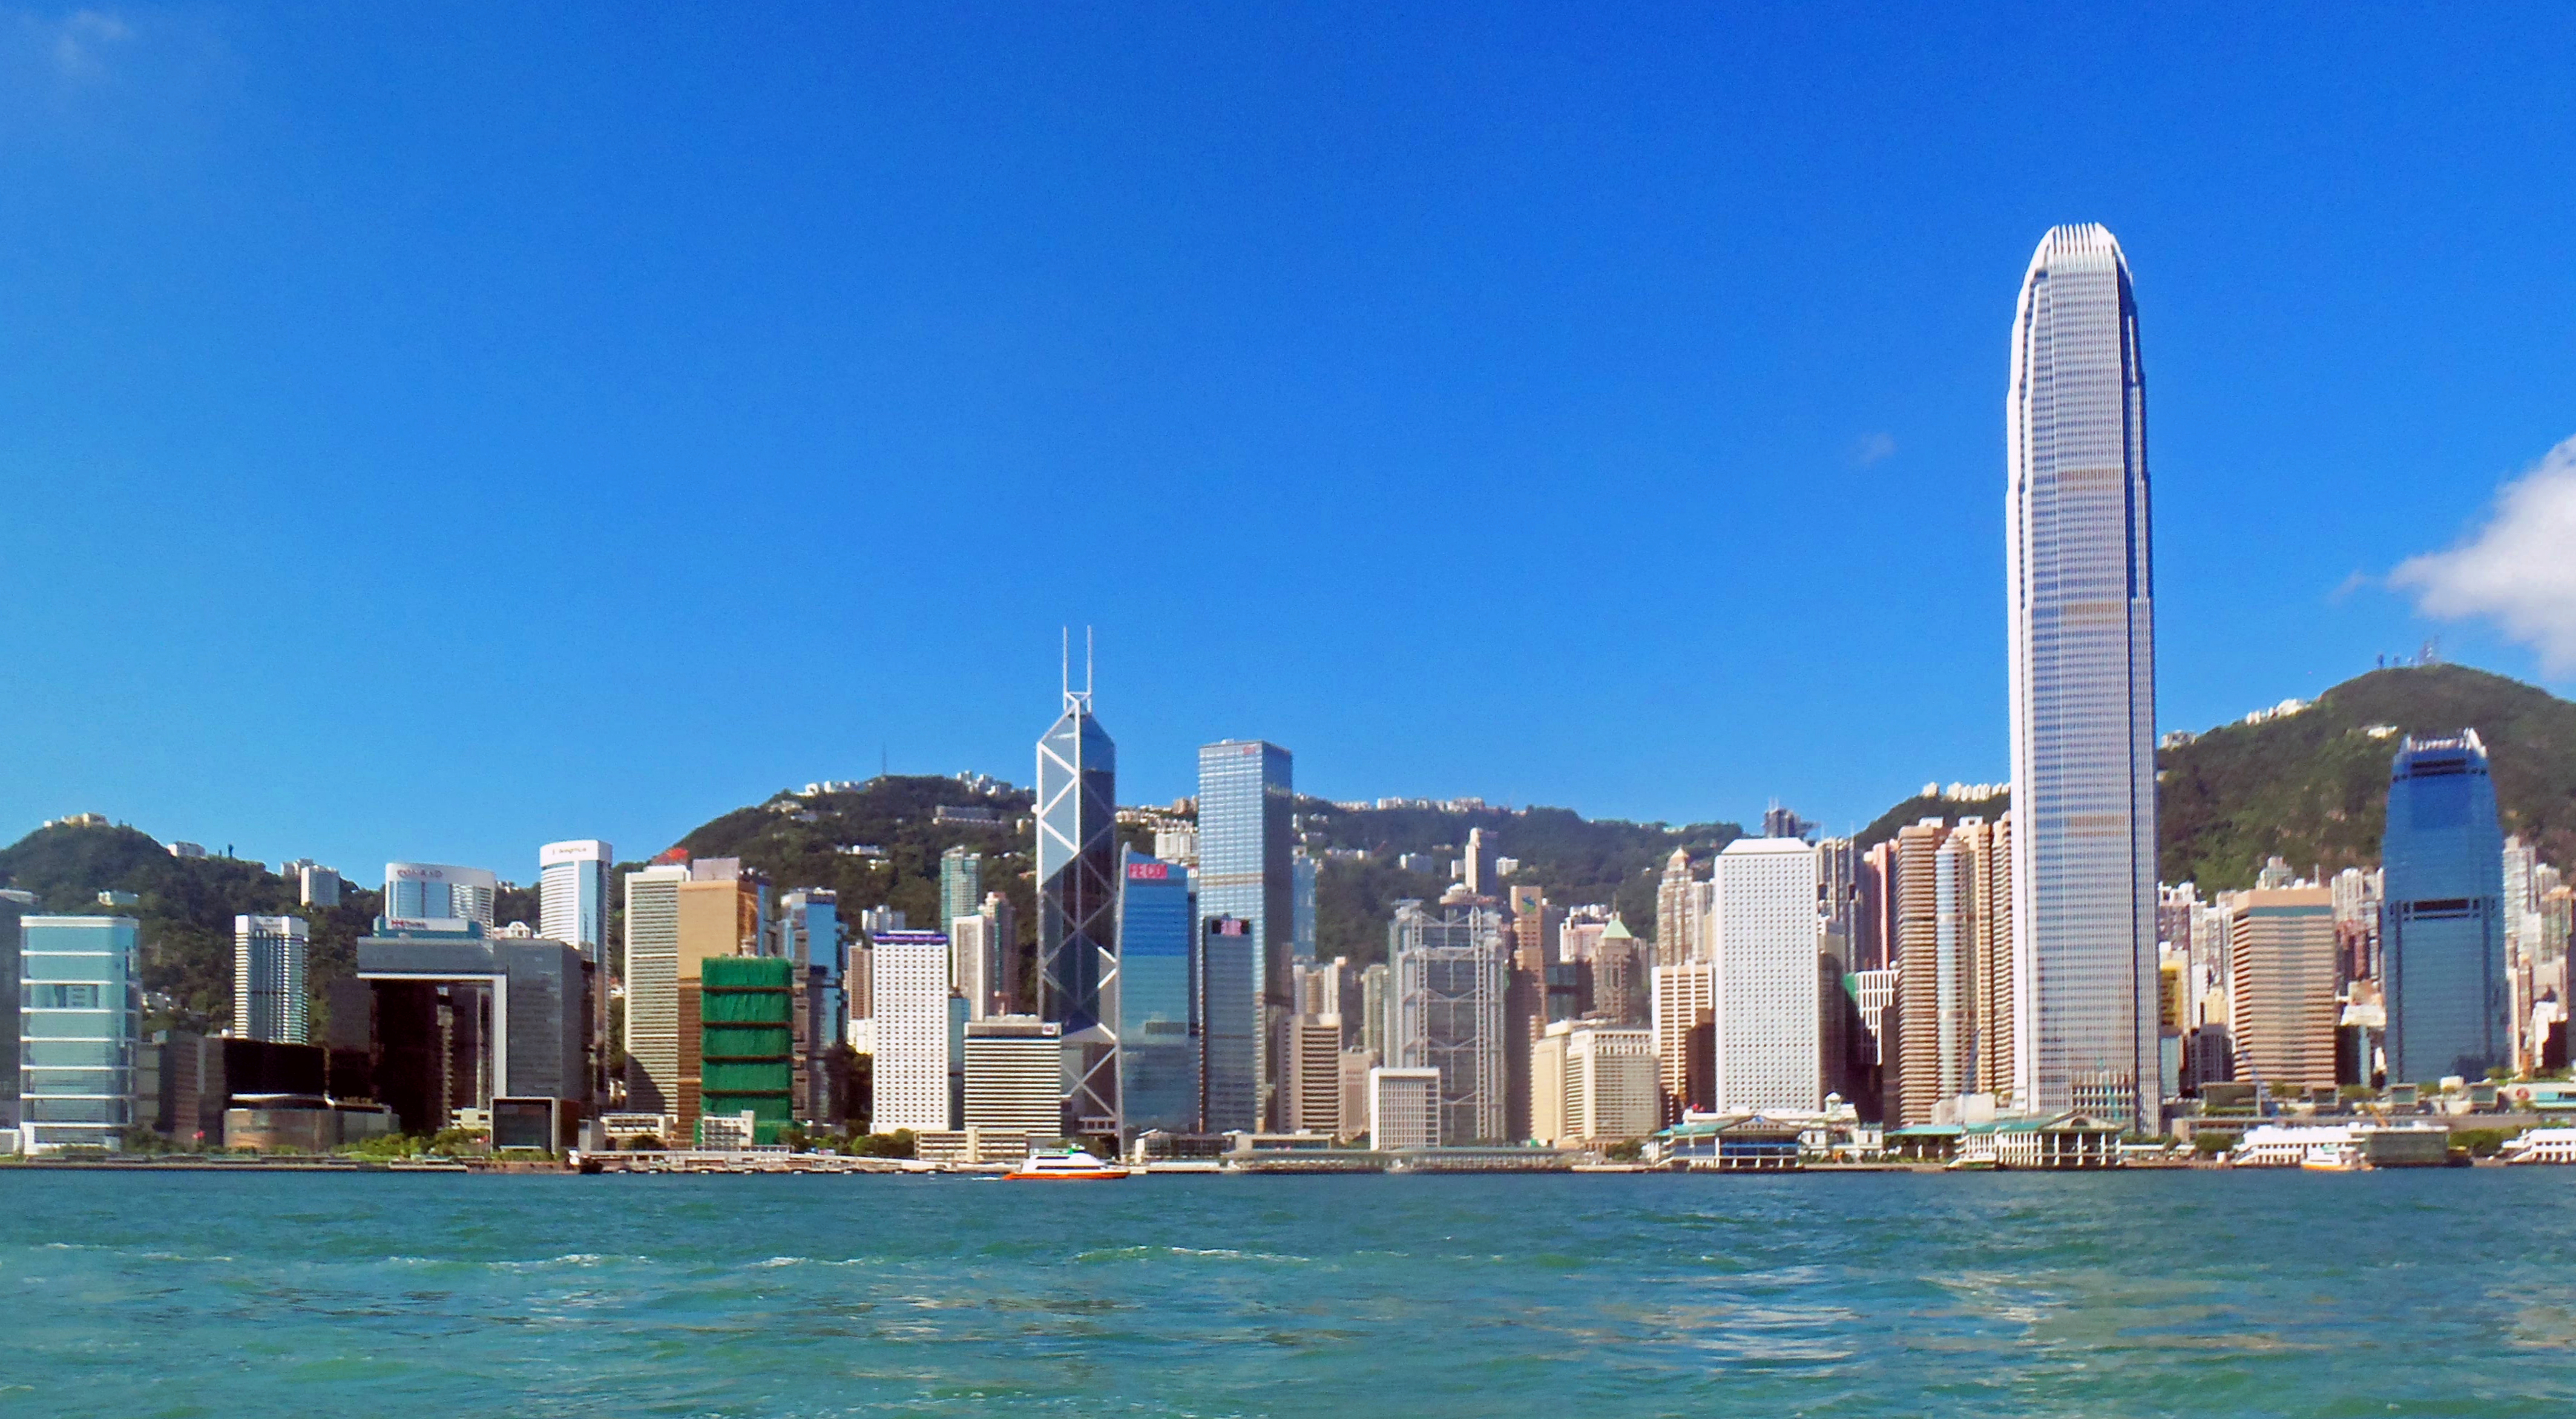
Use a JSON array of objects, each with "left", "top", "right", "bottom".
[{"left": 4, "top": 5, "right": 2572, "bottom": 880}]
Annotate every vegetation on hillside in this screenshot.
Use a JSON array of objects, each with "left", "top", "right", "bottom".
[
  {"left": 0, "top": 823, "right": 383, "bottom": 1032},
  {"left": 2155, "top": 665, "right": 2576, "bottom": 891}
]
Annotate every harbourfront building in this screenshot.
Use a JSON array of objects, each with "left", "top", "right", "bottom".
[
  {"left": 0, "top": 888, "right": 30, "bottom": 1128},
  {"left": 18, "top": 915, "right": 142, "bottom": 1151},
  {"left": 1710, "top": 837, "right": 1822, "bottom": 1111},
  {"left": 1037, "top": 671, "right": 1121, "bottom": 1139},
  {"left": 1386, "top": 901, "right": 1508, "bottom": 1145},
  {"left": 962, "top": 1015, "right": 1063, "bottom": 1146},
  {"left": 1652, "top": 962, "right": 1716, "bottom": 1122},
  {"left": 1196, "top": 739, "right": 1294, "bottom": 1127},
  {"left": 2006, "top": 222, "right": 2160, "bottom": 1125},
  {"left": 1531, "top": 1019, "right": 1658, "bottom": 1147},
  {"left": 1367, "top": 1065, "right": 1439, "bottom": 1150},
  {"left": 777, "top": 887, "right": 846, "bottom": 1124},
  {"left": 1116, "top": 854, "right": 1198, "bottom": 1134},
  {"left": 2383, "top": 732, "right": 2508, "bottom": 1084},
  {"left": 232, "top": 914, "right": 310, "bottom": 1045}
]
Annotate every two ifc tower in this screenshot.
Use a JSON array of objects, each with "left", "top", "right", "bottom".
[{"left": 1031, "top": 226, "right": 2173, "bottom": 1135}]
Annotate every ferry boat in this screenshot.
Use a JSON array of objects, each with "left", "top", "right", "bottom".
[
  {"left": 2299, "top": 1144, "right": 2365, "bottom": 1173},
  {"left": 1004, "top": 1148, "right": 1130, "bottom": 1181}
]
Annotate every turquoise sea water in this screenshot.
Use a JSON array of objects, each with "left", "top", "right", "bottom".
[{"left": 4, "top": 1169, "right": 2574, "bottom": 1417}]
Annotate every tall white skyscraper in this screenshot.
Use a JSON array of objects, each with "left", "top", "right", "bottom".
[
  {"left": 2006, "top": 223, "right": 2158, "bottom": 1124},
  {"left": 232, "top": 914, "right": 309, "bottom": 1044},
  {"left": 1710, "top": 838, "right": 1821, "bottom": 1110},
  {"left": 539, "top": 840, "right": 614, "bottom": 960}
]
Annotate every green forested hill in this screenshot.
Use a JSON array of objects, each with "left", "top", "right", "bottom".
[
  {"left": 1850, "top": 663, "right": 2576, "bottom": 894},
  {"left": 0, "top": 823, "right": 383, "bottom": 1029},
  {"left": 2155, "top": 664, "right": 2576, "bottom": 891}
]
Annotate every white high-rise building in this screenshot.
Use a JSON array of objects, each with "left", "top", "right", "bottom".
[
  {"left": 232, "top": 914, "right": 308, "bottom": 1044},
  {"left": 539, "top": 841, "right": 614, "bottom": 961},
  {"left": 871, "top": 930, "right": 960, "bottom": 1133},
  {"left": 1710, "top": 837, "right": 1822, "bottom": 1110},
  {"left": 2006, "top": 222, "right": 2159, "bottom": 1124}
]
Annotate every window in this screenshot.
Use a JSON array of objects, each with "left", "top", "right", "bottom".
[{"left": 25, "top": 983, "right": 101, "bottom": 1009}]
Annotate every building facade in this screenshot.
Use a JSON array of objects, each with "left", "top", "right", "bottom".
[
  {"left": 1387, "top": 903, "right": 1508, "bottom": 1144},
  {"left": 1196, "top": 739, "right": 1294, "bottom": 1127},
  {"left": 233, "top": 914, "right": 310, "bottom": 1045},
  {"left": 1116, "top": 854, "right": 1198, "bottom": 1134},
  {"left": 538, "top": 840, "right": 614, "bottom": 960},
  {"left": 2222, "top": 884, "right": 2339, "bottom": 1095},
  {"left": 870, "top": 929, "right": 959, "bottom": 1133},
  {"left": 1199, "top": 916, "right": 1260, "bottom": 1132},
  {"left": 2382, "top": 732, "right": 2508, "bottom": 1084},
  {"left": 939, "top": 847, "right": 984, "bottom": 948},
  {"left": 1711, "top": 837, "right": 1822, "bottom": 1110},
  {"left": 1367, "top": 1066, "right": 1439, "bottom": 1150},
  {"left": 1037, "top": 676, "right": 1120, "bottom": 1138},
  {"left": 2006, "top": 222, "right": 2160, "bottom": 1125},
  {"left": 18, "top": 915, "right": 142, "bottom": 1151},
  {"left": 384, "top": 863, "right": 498, "bottom": 931}
]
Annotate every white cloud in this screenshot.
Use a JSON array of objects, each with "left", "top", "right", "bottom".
[
  {"left": 2392, "top": 435, "right": 2576, "bottom": 674},
  {"left": 1850, "top": 432, "right": 1896, "bottom": 468},
  {"left": 50, "top": 9, "right": 133, "bottom": 79}
]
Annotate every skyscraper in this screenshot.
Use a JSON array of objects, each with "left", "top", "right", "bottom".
[
  {"left": 1292, "top": 850, "right": 1319, "bottom": 964},
  {"left": 1710, "top": 837, "right": 1822, "bottom": 1111},
  {"left": 1386, "top": 901, "right": 1507, "bottom": 1145},
  {"left": 1037, "top": 660, "right": 1120, "bottom": 1138},
  {"left": 939, "top": 847, "right": 984, "bottom": 946},
  {"left": 0, "top": 888, "right": 29, "bottom": 1130},
  {"left": 232, "top": 915, "right": 309, "bottom": 1045},
  {"left": 1116, "top": 853, "right": 1198, "bottom": 1134},
  {"left": 1199, "top": 916, "right": 1259, "bottom": 1131},
  {"left": 2006, "top": 222, "right": 2159, "bottom": 1125},
  {"left": 2382, "top": 732, "right": 2508, "bottom": 1084},
  {"left": 1196, "top": 739, "right": 1294, "bottom": 1128},
  {"left": 620, "top": 863, "right": 689, "bottom": 1116},
  {"left": 540, "top": 840, "right": 614, "bottom": 1100},
  {"left": 1654, "top": 848, "right": 1697, "bottom": 968},
  {"left": 2221, "top": 883, "right": 2338, "bottom": 1096},
  {"left": 539, "top": 841, "right": 614, "bottom": 961},
  {"left": 870, "top": 929, "right": 960, "bottom": 1133}
]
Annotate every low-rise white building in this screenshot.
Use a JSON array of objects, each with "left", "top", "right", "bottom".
[{"left": 1368, "top": 1067, "right": 1439, "bottom": 1150}]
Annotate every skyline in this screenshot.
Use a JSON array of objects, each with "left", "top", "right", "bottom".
[{"left": 5, "top": 8, "right": 2576, "bottom": 876}]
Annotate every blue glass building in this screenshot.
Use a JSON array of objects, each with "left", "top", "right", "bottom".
[
  {"left": 1116, "top": 853, "right": 1199, "bottom": 1134},
  {"left": 1200, "top": 916, "right": 1259, "bottom": 1132},
  {"left": 18, "top": 915, "right": 142, "bottom": 1152},
  {"left": 1195, "top": 740, "right": 1293, "bottom": 1128},
  {"left": 2382, "top": 731, "right": 2508, "bottom": 1084}
]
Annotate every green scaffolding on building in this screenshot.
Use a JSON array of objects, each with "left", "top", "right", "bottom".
[{"left": 700, "top": 955, "right": 795, "bottom": 1146}]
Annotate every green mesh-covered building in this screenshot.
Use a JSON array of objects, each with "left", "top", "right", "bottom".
[{"left": 700, "top": 956, "right": 794, "bottom": 1145}]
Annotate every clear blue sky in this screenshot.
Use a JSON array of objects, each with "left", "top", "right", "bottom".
[{"left": 5, "top": 5, "right": 2572, "bottom": 880}]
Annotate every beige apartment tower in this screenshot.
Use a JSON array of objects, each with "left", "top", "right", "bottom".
[{"left": 2223, "top": 885, "right": 2339, "bottom": 1095}]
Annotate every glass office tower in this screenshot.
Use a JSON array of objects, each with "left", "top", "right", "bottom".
[
  {"left": 1116, "top": 853, "right": 1199, "bottom": 1133},
  {"left": 1195, "top": 740, "right": 1293, "bottom": 1128},
  {"left": 18, "top": 915, "right": 142, "bottom": 1152},
  {"left": 1037, "top": 674, "right": 1120, "bottom": 1138},
  {"left": 2005, "top": 222, "right": 2158, "bottom": 1125},
  {"left": 2382, "top": 731, "right": 2508, "bottom": 1084},
  {"left": 1199, "top": 916, "right": 1259, "bottom": 1132}
]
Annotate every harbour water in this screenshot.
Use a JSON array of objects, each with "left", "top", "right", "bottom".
[{"left": 4, "top": 1168, "right": 2574, "bottom": 1417}]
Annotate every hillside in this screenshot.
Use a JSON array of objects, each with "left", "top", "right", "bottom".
[
  {"left": 2155, "top": 664, "right": 2576, "bottom": 891},
  {"left": 669, "top": 779, "right": 1744, "bottom": 969},
  {"left": 0, "top": 823, "right": 384, "bottom": 1030}
]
